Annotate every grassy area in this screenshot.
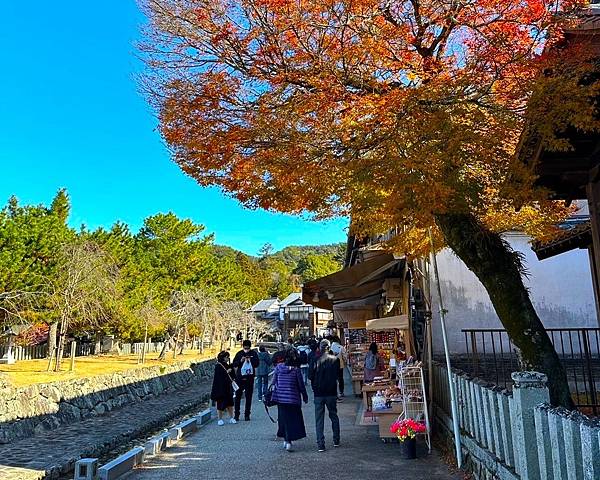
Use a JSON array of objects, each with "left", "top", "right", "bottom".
[{"left": 0, "top": 349, "right": 216, "bottom": 387}]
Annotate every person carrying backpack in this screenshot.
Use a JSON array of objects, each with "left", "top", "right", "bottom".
[{"left": 330, "top": 336, "right": 347, "bottom": 400}]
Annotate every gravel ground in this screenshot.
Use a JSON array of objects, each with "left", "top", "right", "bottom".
[{"left": 129, "top": 389, "right": 461, "bottom": 480}]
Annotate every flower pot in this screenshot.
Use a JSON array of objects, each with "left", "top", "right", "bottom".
[{"left": 399, "top": 437, "right": 417, "bottom": 459}]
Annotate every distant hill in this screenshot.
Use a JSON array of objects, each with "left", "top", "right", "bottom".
[
  {"left": 271, "top": 243, "right": 346, "bottom": 268},
  {"left": 212, "top": 242, "right": 345, "bottom": 267},
  {"left": 210, "top": 242, "right": 345, "bottom": 297}
]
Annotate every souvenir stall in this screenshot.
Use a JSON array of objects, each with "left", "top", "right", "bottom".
[
  {"left": 369, "top": 359, "right": 430, "bottom": 449},
  {"left": 358, "top": 315, "right": 411, "bottom": 409},
  {"left": 302, "top": 246, "right": 432, "bottom": 454}
]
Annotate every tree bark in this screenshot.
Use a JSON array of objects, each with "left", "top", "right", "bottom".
[
  {"left": 47, "top": 322, "right": 57, "bottom": 358},
  {"left": 435, "top": 212, "right": 574, "bottom": 409}
]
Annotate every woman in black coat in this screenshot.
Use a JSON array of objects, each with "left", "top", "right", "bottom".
[{"left": 211, "top": 351, "right": 237, "bottom": 426}]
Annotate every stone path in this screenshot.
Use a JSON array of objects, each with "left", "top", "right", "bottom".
[
  {"left": 130, "top": 391, "right": 461, "bottom": 480},
  {"left": 0, "top": 383, "right": 210, "bottom": 480}
]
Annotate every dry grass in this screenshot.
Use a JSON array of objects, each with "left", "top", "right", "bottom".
[{"left": 0, "top": 349, "right": 217, "bottom": 387}]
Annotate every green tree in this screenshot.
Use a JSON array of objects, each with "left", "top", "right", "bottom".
[{"left": 294, "top": 254, "right": 341, "bottom": 283}]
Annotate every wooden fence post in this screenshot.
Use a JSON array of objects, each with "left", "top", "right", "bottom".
[{"left": 70, "top": 341, "right": 76, "bottom": 372}]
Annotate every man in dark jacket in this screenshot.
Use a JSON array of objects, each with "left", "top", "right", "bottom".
[
  {"left": 310, "top": 339, "right": 340, "bottom": 451},
  {"left": 232, "top": 340, "right": 260, "bottom": 421}
]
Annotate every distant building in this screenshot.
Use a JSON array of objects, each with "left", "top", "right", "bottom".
[
  {"left": 249, "top": 298, "right": 281, "bottom": 334},
  {"left": 279, "top": 292, "right": 332, "bottom": 339}
]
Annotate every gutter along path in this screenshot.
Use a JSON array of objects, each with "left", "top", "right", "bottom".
[
  {"left": 0, "top": 383, "right": 210, "bottom": 480},
  {"left": 130, "top": 392, "right": 460, "bottom": 480}
]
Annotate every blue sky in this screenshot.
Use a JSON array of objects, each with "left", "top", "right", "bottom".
[{"left": 0, "top": 1, "right": 347, "bottom": 256}]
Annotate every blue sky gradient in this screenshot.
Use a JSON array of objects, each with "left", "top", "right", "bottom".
[{"left": 0, "top": 1, "right": 347, "bottom": 255}]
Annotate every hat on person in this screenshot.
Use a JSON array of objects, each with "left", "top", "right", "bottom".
[{"left": 319, "top": 339, "right": 331, "bottom": 351}]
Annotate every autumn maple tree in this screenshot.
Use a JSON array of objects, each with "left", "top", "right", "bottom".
[{"left": 140, "top": 0, "right": 599, "bottom": 408}]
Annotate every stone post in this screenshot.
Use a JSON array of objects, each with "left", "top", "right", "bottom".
[
  {"left": 511, "top": 371, "right": 550, "bottom": 480},
  {"left": 580, "top": 417, "right": 600, "bottom": 480}
]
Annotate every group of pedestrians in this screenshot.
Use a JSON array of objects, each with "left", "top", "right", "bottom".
[{"left": 209, "top": 337, "right": 345, "bottom": 452}]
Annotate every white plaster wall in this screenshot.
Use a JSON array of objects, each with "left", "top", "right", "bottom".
[{"left": 431, "top": 232, "right": 598, "bottom": 354}]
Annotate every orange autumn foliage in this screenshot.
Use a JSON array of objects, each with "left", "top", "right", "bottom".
[{"left": 140, "top": 0, "right": 599, "bottom": 255}]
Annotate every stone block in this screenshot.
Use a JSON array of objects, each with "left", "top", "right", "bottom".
[
  {"left": 534, "top": 404, "right": 554, "bottom": 480},
  {"left": 548, "top": 408, "right": 568, "bottom": 480},
  {"left": 144, "top": 438, "right": 162, "bottom": 457},
  {"left": 562, "top": 412, "right": 584, "bottom": 480},
  {"left": 487, "top": 389, "right": 503, "bottom": 460},
  {"left": 580, "top": 419, "right": 600, "bottom": 480},
  {"left": 178, "top": 418, "right": 198, "bottom": 436},
  {"left": 169, "top": 426, "right": 183, "bottom": 441},
  {"left": 511, "top": 371, "right": 550, "bottom": 480},
  {"left": 498, "top": 391, "right": 514, "bottom": 467},
  {"left": 74, "top": 458, "right": 98, "bottom": 480},
  {"left": 473, "top": 383, "right": 486, "bottom": 447},
  {"left": 97, "top": 447, "right": 144, "bottom": 480},
  {"left": 156, "top": 431, "right": 172, "bottom": 450},
  {"left": 196, "top": 408, "right": 212, "bottom": 426}
]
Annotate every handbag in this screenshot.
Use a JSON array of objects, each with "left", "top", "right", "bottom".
[
  {"left": 262, "top": 380, "right": 277, "bottom": 423},
  {"left": 263, "top": 383, "right": 277, "bottom": 407},
  {"left": 218, "top": 362, "right": 239, "bottom": 392}
]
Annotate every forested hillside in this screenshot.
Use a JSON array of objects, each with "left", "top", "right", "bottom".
[{"left": 0, "top": 190, "right": 343, "bottom": 348}]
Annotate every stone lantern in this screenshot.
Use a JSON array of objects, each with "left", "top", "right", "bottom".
[{"left": 0, "top": 327, "right": 17, "bottom": 364}]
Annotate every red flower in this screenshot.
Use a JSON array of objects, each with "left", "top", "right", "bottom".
[{"left": 390, "top": 418, "right": 427, "bottom": 441}]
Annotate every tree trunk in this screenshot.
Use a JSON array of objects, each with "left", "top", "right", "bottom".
[
  {"left": 158, "top": 334, "right": 174, "bottom": 361},
  {"left": 54, "top": 318, "right": 68, "bottom": 372},
  {"left": 435, "top": 212, "right": 574, "bottom": 409},
  {"left": 47, "top": 322, "right": 58, "bottom": 358}
]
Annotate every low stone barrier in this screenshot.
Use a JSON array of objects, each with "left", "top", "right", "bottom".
[
  {"left": 432, "top": 362, "right": 600, "bottom": 480},
  {"left": 0, "top": 358, "right": 215, "bottom": 444}
]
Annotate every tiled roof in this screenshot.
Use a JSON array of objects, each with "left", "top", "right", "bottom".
[
  {"left": 532, "top": 220, "right": 591, "bottom": 260},
  {"left": 279, "top": 292, "right": 302, "bottom": 307},
  {"left": 249, "top": 298, "right": 280, "bottom": 312}
]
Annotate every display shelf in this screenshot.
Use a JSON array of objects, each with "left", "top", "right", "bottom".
[{"left": 398, "top": 365, "right": 431, "bottom": 452}]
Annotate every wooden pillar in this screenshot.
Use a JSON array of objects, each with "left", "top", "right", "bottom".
[{"left": 586, "top": 178, "right": 600, "bottom": 327}]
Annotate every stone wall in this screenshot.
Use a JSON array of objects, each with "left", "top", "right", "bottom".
[{"left": 0, "top": 358, "right": 215, "bottom": 444}]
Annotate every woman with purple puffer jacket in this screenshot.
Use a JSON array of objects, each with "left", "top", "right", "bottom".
[{"left": 272, "top": 348, "right": 308, "bottom": 452}]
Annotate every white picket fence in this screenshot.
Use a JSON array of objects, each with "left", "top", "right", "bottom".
[{"left": 432, "top": 362, "right": 600, "bottom": 480}]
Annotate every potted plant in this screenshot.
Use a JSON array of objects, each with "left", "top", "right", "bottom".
[{"left": 390, "top": 418, "right": 427, "bottom": 459}]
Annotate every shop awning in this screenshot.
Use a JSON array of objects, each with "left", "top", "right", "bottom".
[
  {"left": 366, "top": 314, "right": 409, "bottom": 331},
  {"left": 302, "top": 253, "right": 405, "bottom": 310}
]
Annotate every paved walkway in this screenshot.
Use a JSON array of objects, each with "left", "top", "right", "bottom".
[
  {"left": 130, "top": 392, "right": 460, "bottom": 480},
  {"left": 0, "top": 383, "right": 210, "bottom": 480}
]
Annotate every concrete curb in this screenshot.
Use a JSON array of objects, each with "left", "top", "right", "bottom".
[
  {"left": 89, "top": 409, "right": 214, "bottom": 480},
  {"left": 97, "top": 447, "right": 144, "bottom": 480}
]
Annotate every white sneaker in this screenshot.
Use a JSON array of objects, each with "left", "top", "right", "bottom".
[
  {"left": 283, "top": 441, "right": 288, "bottom": 449},
  {"left": 285, "top": 442, "right": 293, "bottom": 452},
  {"left": 217, "top": 419, "right": 225, "bottom": 426},
  {"left": 229, "top": 418, "right": 237, "bottom": 424}
]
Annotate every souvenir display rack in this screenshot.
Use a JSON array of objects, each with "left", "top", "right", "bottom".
[{"left": 397, "top": 365, "right": 431, "bottom": 451}]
